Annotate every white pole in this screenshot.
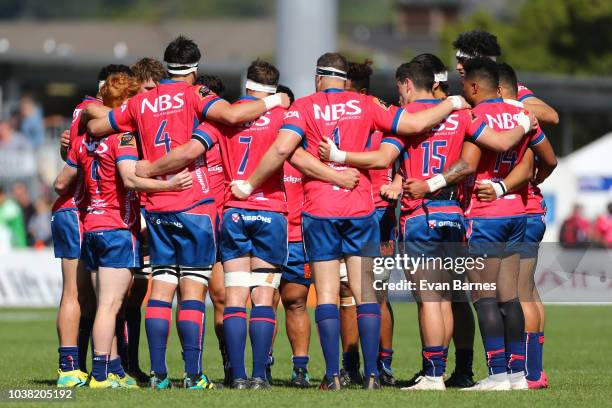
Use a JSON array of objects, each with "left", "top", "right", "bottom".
[{"left": 276, "top": 0, "right": 338, "bottom": 98}]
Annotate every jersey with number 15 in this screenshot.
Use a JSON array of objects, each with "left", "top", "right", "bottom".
[{"left": 108, "top": 79, "right": 222, "bottom": 212}]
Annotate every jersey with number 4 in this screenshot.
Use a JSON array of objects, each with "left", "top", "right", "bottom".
[
  {"left": 282, "top": 88, "right": 404, "bottom": 218},
  {"left": 53, "top": 96, "right": 100, "bottom": 213},
  {"left": 70, "top": 133, "right": 140, "bottom": 232},
  {"left": 382, "top": 99, "right": 486, "bottom": 216},
  {"left": 464, "top": 98, "right": 545, "bottom": 218},
  {"left": 192, "top": 97, "right": 287, "bottom": 213},
  {"left": 108, "top": 79, "right": 222, "bottom": 212}
]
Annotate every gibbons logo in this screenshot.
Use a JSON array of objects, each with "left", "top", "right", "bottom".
[
  {"left": 429, "top": 220, "right": 462, "bottom": 229},
  {"left": 241, "top": 214, "right": 272, "bottom": 223}
]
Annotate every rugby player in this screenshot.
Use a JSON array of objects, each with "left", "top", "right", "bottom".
[
  {"left": 230, "top": 52, "right": 473, "bottom": 390},
  {"left": 52, "top": 65, "right": 131, "bottom": 387},
  {"left": 84, "top": 36, "right": 290, "bottom": 389},
  {"left": 318, "top": 58, "right": 534, "bottom": 390},
  {"left": 134, "top": 61, "right": 357, "bottom": 389},
  {"left": 112, "top": 57, "right": 168, "bottom": 384},
  {"left": 476, "top": 63, "right": 557, "bottom": 389},
  {"left": 453, "top": 30, "right": 559, "bottom": 126},
  {"left": 339, "top": 59, "right": 400, "bottom": 387},
  {"left": 404, "top": 58, "right": 546, "bottom": 391},
  {"left": 55, "top": 72, "right": 193, "bottom": 388}
]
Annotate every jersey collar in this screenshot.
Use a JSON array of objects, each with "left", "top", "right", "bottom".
[
  {"left": 84, "top": 95, "right": 100, "bottom": 102},
  {"left": 238, "top": 95, "right": 259, "bottom": 101},
  {"left": 414, "top": 98, "right": 442, "bottom": 104},
  {"left": 481, "top": 97, "right": 504, "bottom": 104},
  {"left": 322, "top": 88, "right": 345, "bottom": 93},
  {"left": 160, "top": 79, "right": 179, "bottom": 84}
]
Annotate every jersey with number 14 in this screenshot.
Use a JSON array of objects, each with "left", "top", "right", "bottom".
[
  {"left": 108, "top": 79, "right": 222, "bottom": 212},
  {"left": 282, "top": 88, "right": 404, "bottom": 218},
  {"left": 464, "top": 98, "right": 545, "bottom": 218},
  {"left": 193, "top": 97, "right": 287, "bottom": 213}
]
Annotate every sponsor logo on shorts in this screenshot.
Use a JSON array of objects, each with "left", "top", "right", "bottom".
[{"left": 240, "top": 214, "right": 272, "bottom": 223}]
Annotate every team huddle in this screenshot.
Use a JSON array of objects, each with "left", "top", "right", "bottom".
[{"left": 50, "top": 29, "right": 558, "bottom": 391}]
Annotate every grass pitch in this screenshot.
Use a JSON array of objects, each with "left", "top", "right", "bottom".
[{"left": 0, "top": 304, "right": 610, "bottom": 407}]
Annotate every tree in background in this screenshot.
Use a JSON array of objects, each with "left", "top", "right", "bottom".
[{"left": 440, "top": 0, "right": 612, "bottom": 76}]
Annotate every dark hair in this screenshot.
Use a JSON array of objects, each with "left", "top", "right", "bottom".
[
  {"left": 276, "top": 84, "right": 294, "bottom": 105},
  {"left": 395, "top": 61, "right": 434, "bottom": 91},
  {"left": 97, "top": 64, "right": 132, "bottom": 82},
  {"left": 347, "top": 59, "right": 373, "bottom": 92},
  {"left": 452, "top": 30, "right": 501, "bottom": 58},
  {"left": 411, "top": 53, "right": 448, "bottom": 93},
  {"left": 131, "top": 58, "right": 166, "bottom": 84},
  {"left": 497, "top": 62, "right": 518, "bottom": 96},
  {"left": 463, "top": 57, "right": 499, "bottom": 90},
  {"left": 163, "top": 35, "right": 201, "bottom": 65},
  {"left": 195, "top": 75, "right": 226, "bottom": 96},
  {"left": 316, "top": 52, "right": 348, "bottom": 73},
  {"left": 247, "top": 59, "right": 279, "bottom": 86}
]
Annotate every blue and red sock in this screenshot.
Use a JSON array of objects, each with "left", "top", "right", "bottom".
[
  {"left": 223, "top": 306, "right": 248, "bottom": 380},
  {"left": 357, "top": 303, "right": 381, "bottom": 378},
  {"left": 145, "top": 299, "right": 172, "bottom": 376},
  {"left": 315, "top": 304, "right": 340, "bottom": 379},
  {"left": 525, "top": 332, "right": 540, "bottom": 380},
  {"left": 538, "top": 331, "right": 545, "bottom": 373},
  {"left": 378, "top": 348, "right": 393, "bottom": 373},
  {"left": 483, "top": 337, "right": 507, "bottom": 375},
  {"left": 249, "top": 306, "right": 276, "bottom": 379},
  {"left": 506, "top": 340, "right": 526, "bottom": 374},
  {"left": 178, "top": 300, "right": 205, "bottom": 377},
  {"left": 422, "top": 345, "right": 446, "bottom": 377},
  {"left": 58, "top": 346, "right": 79, "bottom": 372},
  {"left": 91, "top": 353, "right": 110, "bottom": 381}
]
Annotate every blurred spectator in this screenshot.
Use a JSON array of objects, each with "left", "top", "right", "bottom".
[
  {"left": 559, "top": 204, "right": 591, "bottom": 248},
  {"left": 0, "top": 185, "right": 27, "bottom": 248},
  {"left": 592, "top": 202, "right": 612, "bottom": 248},
  {"left": 28, "top": 197, "right": 52, "bottom": 248},
  {"left": 0, "top": 120, "right": 31, "bottom": 150},
  {"left": 19, "top": 95, "right": 45, "bottom": 148},
  {"left": 12, "top": 182, "right": 36, "bottom": 245}
]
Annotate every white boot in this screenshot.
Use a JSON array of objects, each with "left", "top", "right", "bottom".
[
  {"left": 509, "top": 372, "right": 529, "bottom": 390},
  {"left": 401, "top": 375, "right": 446, "bottom": 391},
  {"left": 461, "top": 373, "right": 511, "bottom": 391}
]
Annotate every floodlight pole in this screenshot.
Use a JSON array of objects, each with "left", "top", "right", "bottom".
[{"left": 276, "top": 0, "right": 338, "bottom": 98}]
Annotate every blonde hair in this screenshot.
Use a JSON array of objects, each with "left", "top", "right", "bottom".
[{"left": 100, "top": 73, "right": 140, "bottom": 108}]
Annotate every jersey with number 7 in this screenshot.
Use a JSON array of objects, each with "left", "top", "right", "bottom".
[
  {"left": 192, "top": 96, "right": 287, "bottom": 213},
  {"left": 108, "top": 79, "right": 222, "bottom": 212}
]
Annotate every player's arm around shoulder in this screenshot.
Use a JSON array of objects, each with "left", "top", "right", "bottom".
[{"left": 204, "top": 89, "right": 290, "bottom": 126}]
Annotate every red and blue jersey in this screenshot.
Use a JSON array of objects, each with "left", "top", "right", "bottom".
[
  {"left": 206, "top": 142, "right": 226, "bottom": 215},
  {"left": 525, "top": 182, "right": 546, "bottom": 215},
  {"left": 517, "top": 83, "right": 536, "bottom": 102},
  {"left": 53, "top": 96, "right": 100, "bottom": 213},
  {"left": 192, "top": 97, "right": 287, "bottom": 213},
  {"left": 283, "top": 161, "right": 304, "bottom": 242},
  {"left": 463, "top": 98, "right": 545, "bottom": 218},
  {"left": 281, "top": 88, "right": 404, "bottom": 217},
  {"left": 108, "top": 79, "right": 222, "bottom": 212},
  {"left": 70, "top": 132, "right": 140, "bottom": 232},
  {"left": 382, "top": 99, "right": 486, "bottom": 217},
  {"left": 368, "top": 130, "right": 394, "bottom": 208}
]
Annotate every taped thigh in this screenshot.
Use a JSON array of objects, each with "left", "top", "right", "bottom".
[
  {"left": 180, "top": 266, "right": 212, "bottom": 286},
  {"left": 151, "top": 265, "right": 179, "bottom": 285}
]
